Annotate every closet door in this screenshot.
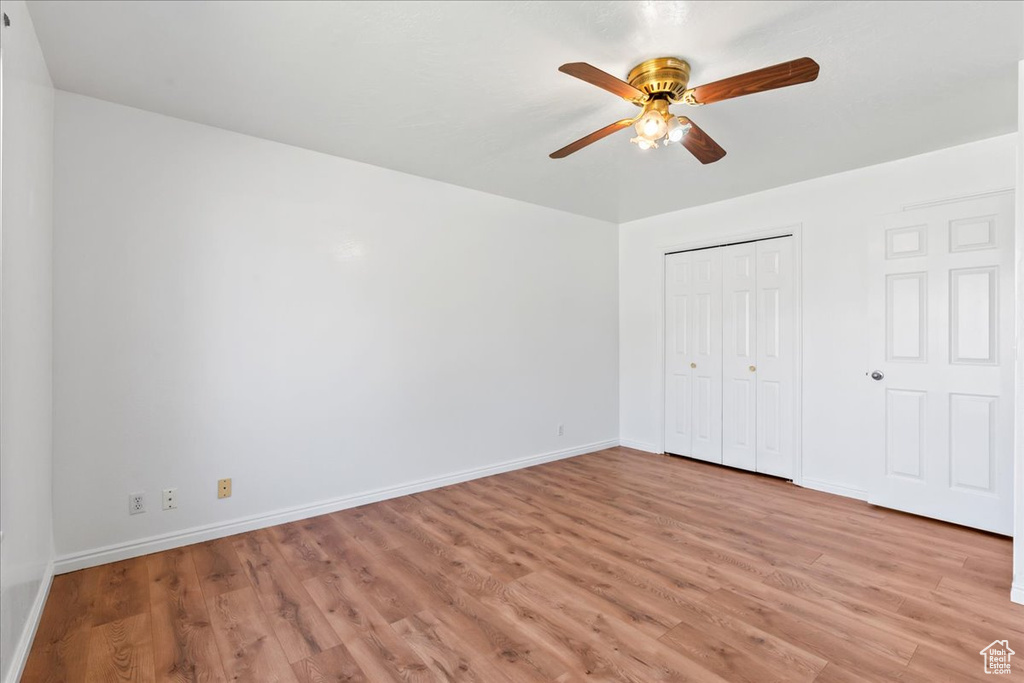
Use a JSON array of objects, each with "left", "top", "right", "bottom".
[
  {"left": 689, "top": 248, "right": 723, "bottom": 463},
  {"left": 721, "top": 243, "right": 758, "bottom": 470},
  {"left": 664, "top": 249, "right": 723, "bottom": 463},
  {"left": 664, "top": 251, "right": 694, "bottom": 456},
  {"left": 755, "top": 238, "right": 795, "bottom": 477}
]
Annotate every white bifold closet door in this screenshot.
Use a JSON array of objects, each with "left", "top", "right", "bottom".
[
  {"left": 721, "top": 243, "right": 758, "bottom": 471},
  {"left": 664, "top": 248, "right": 723, "bottom": 463},
  {"left": 665, "top": 237, "right": 794, "bottom": 478},
  {"left": 753, "top": 238, "right": 795, "bottom": 478}
]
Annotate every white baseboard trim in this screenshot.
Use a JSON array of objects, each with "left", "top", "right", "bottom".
[
  {"left": 1012, "top": 582, "right": 1024, "bottom": 606},
  {"left": 54, "top": 439, "right": 618, "bottom": 574},
  {"left": 799, "top": 477, "right": 868, "bottom": 502},
  {"left": 4, "top": 559, "right": 54, "bottom": 683},
  {"left": 618, "top": 439, "right": 662, "bottom": 454}
]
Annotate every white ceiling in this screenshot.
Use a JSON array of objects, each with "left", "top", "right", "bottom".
[{"left": 27, "top": 1, "right": 1023, "bottom": 223}]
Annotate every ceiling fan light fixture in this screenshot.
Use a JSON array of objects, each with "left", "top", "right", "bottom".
[
  {"left": 635, "top": 109, "right": 668, "bottom": 140},
  {"left": 630, "top": 136, "right": 657, "bottom": 150},
  {"left": 550, "top": 56, "right": 819, "bottom": 162},
  {"left": 666, "top": 116, "right": 691, "bottom": 143}
]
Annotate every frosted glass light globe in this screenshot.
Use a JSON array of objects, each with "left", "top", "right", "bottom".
[
  {"left": 634, "top": 110, "right": 667, "bottom": 141},
  {"left": 666, "top": 117, "right": 689, "bottom": 143}
]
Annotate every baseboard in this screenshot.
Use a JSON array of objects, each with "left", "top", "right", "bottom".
[
  {"left": 799, "top": 477, "right": 868, "bottom": 502},
  {"left": 4, "top": 559, "right": 54, "bottom": 683},
  {"left": 54, "top": 439, "right": 617, "bottom": 574},
  {"left": 1012, "top": 582, "right": 1024, "bottom": 606},
  {"left": 617, "top": 439, "right": 661, "bottom": 454}
]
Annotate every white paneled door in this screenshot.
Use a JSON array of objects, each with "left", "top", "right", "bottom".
[
  {"left": 867, "top": 194, "right": 1014, "bottom": 534},
  {"left": 755, "top": 238, "right": 795, "bottom": 478},
  {"left": 665, "top": 249, "right": 723, "bottom": 463},
  {"left": 665, "top": 252, "right": 695, "bottom": 458},
  {"left": 665, "top": 237, "right": 794, "bottom": 477},
  {"left": 722, "top": 243, "right": 758, "bottom": 470},
  {"left": 691, "top": 249, "right": 724, "bottom": 463}
]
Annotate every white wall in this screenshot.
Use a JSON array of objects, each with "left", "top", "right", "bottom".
[
  {"left": 620, "top": 134, "right": 1017, "bottom": 498},
  {"left": 0, "top": 1, "right": 55, "bottom": 680},
  {"left": 51, "top": 92, "right": 618, "bottom": 569}
]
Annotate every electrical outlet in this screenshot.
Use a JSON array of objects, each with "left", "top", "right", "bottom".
[
  {"left": 218, "top": 478, "right": 232, "bottom": 499},
  {"left": 557, "top": 424, "right": 564, "bottom": 437},
  {"left": 129, "top": 493, "right": 146, "bottom": 515},
  {"left": 162, "top": 488, "right": 177, "bottom": 510}
]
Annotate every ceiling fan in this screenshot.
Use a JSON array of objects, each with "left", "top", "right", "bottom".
[{"left": 550, "top": 56, "right": 819, "bottom": 163}]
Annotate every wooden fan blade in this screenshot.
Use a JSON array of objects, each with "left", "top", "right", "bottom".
[
  {"left": 549, "top": 119, "right": 634, "bottom": 159},
  {"left": 685, "top": 57, "right": 819, "bottom": 105},
  {"left": 677, "top": 117, "right": 726, "bottom": 164},
  {"left": 558, "top": 62, "right": 647, "bottom": 102}
]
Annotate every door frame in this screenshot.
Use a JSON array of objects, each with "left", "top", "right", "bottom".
[{"left": 654, "top": 223, "right": 805, "bottom": 484}]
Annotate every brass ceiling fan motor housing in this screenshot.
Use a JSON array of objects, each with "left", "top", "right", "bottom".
[{"left": 627, "top": 57, "right": 691, "bottom": 103}]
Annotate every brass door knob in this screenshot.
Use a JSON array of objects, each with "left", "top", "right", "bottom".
[
  {"left": 690, "top": 362, "right": 697, "bottom": 369},
  {"left": 749, "top": 365, "right": 757, "bottom": 372}
]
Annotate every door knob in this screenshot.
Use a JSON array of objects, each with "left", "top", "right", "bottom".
[
  {"left": 749, "top": 365, "right": 756, "bottom": 372},
  {"left": 690, "top": 362, "right": 697, "bottom": 369},
  {"left": 870, "top": 370, "right": 884, "bottom": 381}
]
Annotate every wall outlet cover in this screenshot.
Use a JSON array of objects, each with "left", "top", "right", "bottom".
[
  {"left": 162, "top": 488, "right": 177, "bottom": 510},
  {"left": 129, "top": 493, "right": 146, "bottom": 515},
  {"left": 218, "top": 478, "right": 232, "bottom": 499}
]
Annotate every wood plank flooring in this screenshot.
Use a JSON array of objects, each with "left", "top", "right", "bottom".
[{"left": 23, "top": 447, "right": 1024, "bottom": 681}]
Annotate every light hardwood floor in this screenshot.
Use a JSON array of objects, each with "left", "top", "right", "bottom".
[{"left": 23, "top": 447, "right": 1024, "bottom": 681}]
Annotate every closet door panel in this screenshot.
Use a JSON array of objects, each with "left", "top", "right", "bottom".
[
  {"left": 755, "top": 238, "right": 795, "bottom": 477},
  {"left": 664, "top": 252, "right": 694, "bottom": 456},
  {"left": 689, "top": 249, "right": 724, "bottom": 463},
  {"left": 721, "top": 243, "right": 758, "bottom": 470}
]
